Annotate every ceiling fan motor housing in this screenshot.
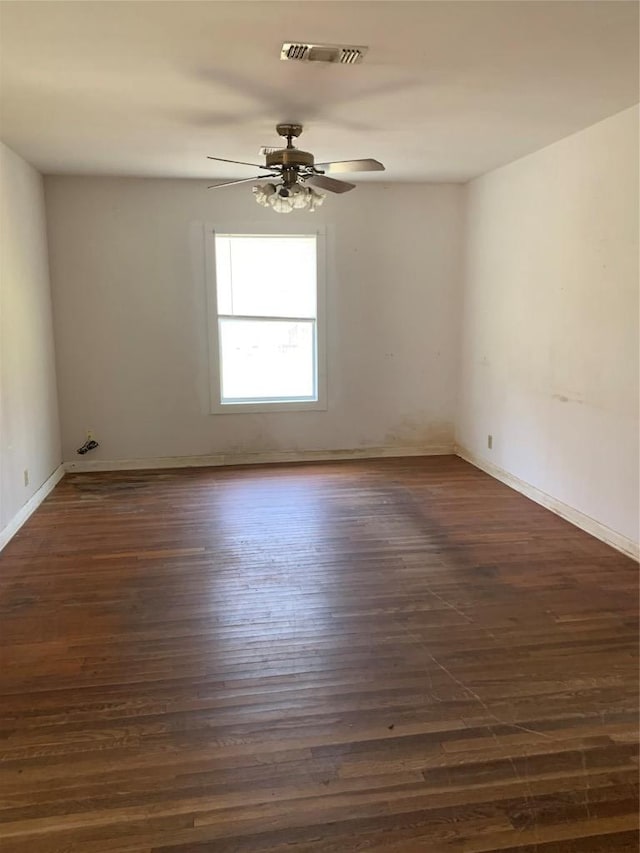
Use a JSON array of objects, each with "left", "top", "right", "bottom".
[{"left": 265, "top": 148, "right": 315, "bottom": 169}]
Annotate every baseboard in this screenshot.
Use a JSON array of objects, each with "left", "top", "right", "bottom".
[
  {"left": 0, "top": 464, "right": 65, "bottom": 552},
  {"left": 65, "top": 444, "right": 455, "bottom": 473},
  {"left": 456, "top": 446, "right": 639, "bottom": 561}
]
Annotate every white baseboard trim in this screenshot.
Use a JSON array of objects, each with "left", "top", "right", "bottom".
[
  {"left": 456, "top": 446, "right": 639, "bottom": 561},
  {"left": 65, "top": 444, "right": 455, "bottom": 473},
  {"left": 0, "top": 464, "right": 65, "bottom": 552}
]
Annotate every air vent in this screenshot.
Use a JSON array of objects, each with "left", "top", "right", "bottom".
[
  {"left": 281, "top": 42, "right": 368, "bottom": 64},
  {"left": 340, "top": 48, "right": 364, "bottom": 65},
  {"left": 284, "top": 43, "right": 309, "bottom": 61},
  {"left": 259, "top": 146, "right": 281, "bottom": 156}
]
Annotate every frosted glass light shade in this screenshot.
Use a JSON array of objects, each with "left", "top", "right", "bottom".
[
  {"left": 252, "top": 183, "right": 276, "bottom": 207},
  {"left": 269, "top": 194, "right": 295, "bottom": 213}
]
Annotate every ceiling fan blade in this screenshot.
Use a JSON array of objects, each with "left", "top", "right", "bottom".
[
  {"left": 314, "top": 159, "right": 385, "bottom": 173},
  {"left": 207, "top": 156, "right": 268, "bottom": 169},
  {"left": 208, "top": 176, "right": 275, "bottom": 189},
  {"left": 306, "top": 174, "right": 355, "bottom": 194}
]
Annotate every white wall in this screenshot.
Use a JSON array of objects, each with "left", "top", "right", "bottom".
[
  {"left": 0, "top": 143, "right": 62, "bottom": 542},
  {"left": 457, "top": 106, "right": 639, "bottom": 551},
  {"left": 44, "top": 179, "right": 464, "bottom": 466}
]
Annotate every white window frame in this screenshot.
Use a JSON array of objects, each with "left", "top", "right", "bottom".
[{"left": 205, "top": 223, "right": 327, "bottom": 414}]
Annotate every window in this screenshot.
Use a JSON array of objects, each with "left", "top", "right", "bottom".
[{"left": 207, "top": 228, "right": 326, "bottom": 413}]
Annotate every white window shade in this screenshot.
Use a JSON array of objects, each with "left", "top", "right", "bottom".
[{"left": 215, "top": 236, "right": 316, "bottom": 318}]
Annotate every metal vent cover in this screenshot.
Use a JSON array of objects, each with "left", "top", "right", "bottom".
[{"left": 280, "top": 42, "right": 368, "bottom": 64}]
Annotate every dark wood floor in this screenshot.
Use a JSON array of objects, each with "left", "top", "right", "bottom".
[{"left": 0, "top": 456, "right": 638, "bottom": 852}]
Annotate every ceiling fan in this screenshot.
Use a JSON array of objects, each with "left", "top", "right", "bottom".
[{"left": 207, "top": 123, "right": 385, "bottom": 212}]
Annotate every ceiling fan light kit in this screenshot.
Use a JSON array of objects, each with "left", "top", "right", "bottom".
[
  {"left": 253, "top": 182, "right": 325, "bottom": 213},
  {"left": 207, "top": 123, "right": 385, "bottom": 214}
]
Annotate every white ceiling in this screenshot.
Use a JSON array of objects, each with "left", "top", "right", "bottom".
[{"left": 0, "top": 1, "right": 637, "bottom": 182}]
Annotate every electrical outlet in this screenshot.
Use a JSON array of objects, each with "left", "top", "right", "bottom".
[
  {"left": 487, "top": 434, "right": 493, "bottom": 450},
  {"left": 24, "top": 469, "right": 29, "bottom": 487},
  {"left": 87, "top": 429, "right": 94, "bottom": 440}
]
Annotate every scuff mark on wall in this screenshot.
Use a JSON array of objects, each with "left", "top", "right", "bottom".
[
  {"left": 383, "top": 415, "right": 454, "bottom": 449},
  {"left": 552, "top": 393, "right": 584, "bottom": 404}
]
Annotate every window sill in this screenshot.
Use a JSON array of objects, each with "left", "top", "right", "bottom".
[{"left": 210, "top": 399, "right": 327, "bottom": 415}]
